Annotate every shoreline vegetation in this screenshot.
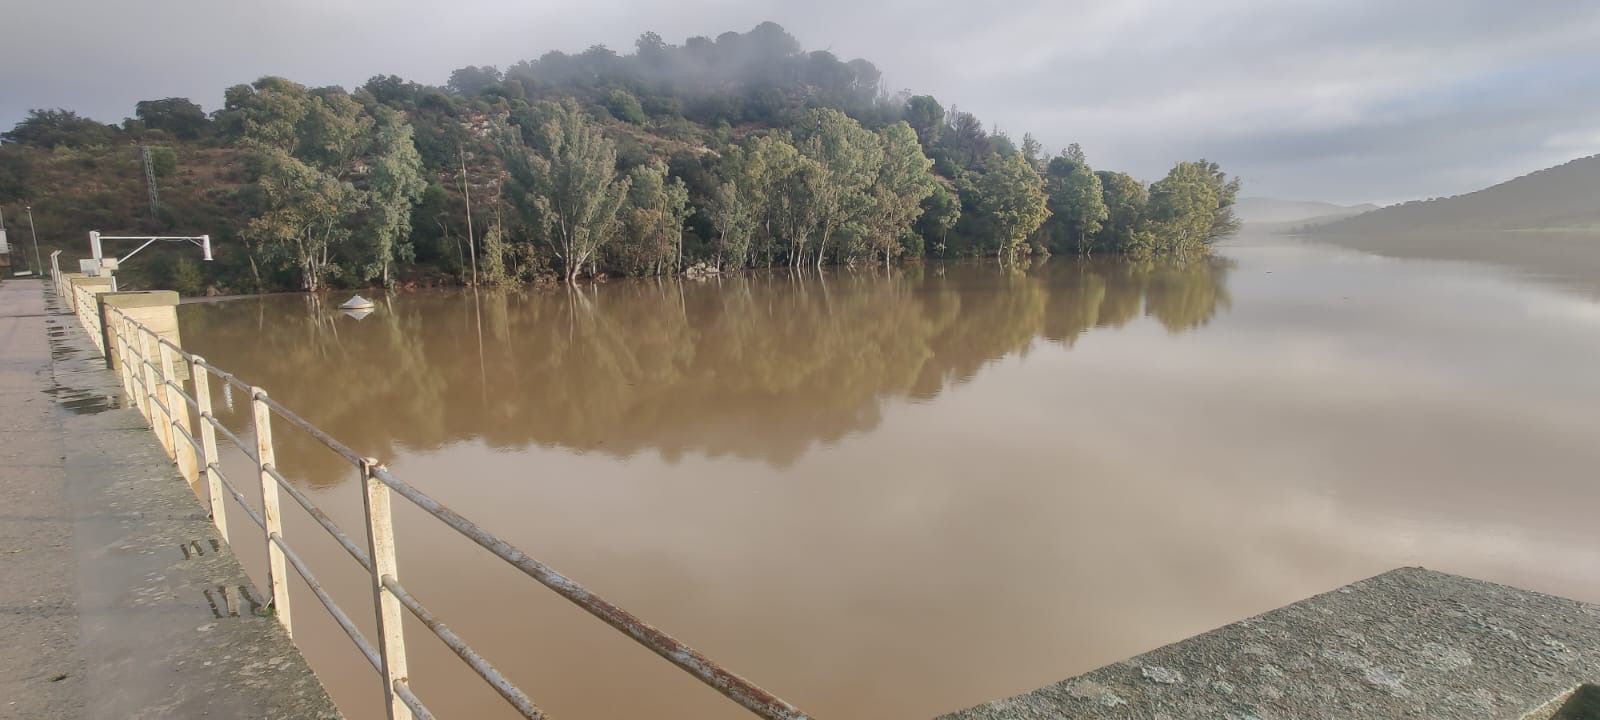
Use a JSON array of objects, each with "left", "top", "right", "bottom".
[{"left": 0, "top": 22, "right": 1239, "bottom": 295}]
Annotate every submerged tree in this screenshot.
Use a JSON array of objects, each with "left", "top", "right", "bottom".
[
  {"left": 614, "top": 160, "right": 690, "bottom": 275},
  {"left": 866, "top": 122, "right": 937, "bottom": 268},
  {"left": 1046, "top": 144, "right": 1108, "bottom": 254},
  {"left": 361, "top": 107, "right": 426, "bottom": 286},
  {"left": 1094, "top": 170, "right": 1148, "bottom": 253},
  {"left": 797, "top": 108, "right": 881, "bottom": 267},
  {"left": 978, "top": 151, "right": 1050, "bottom": 264},
  {"left": 1147, "top": 160, "right": 1239, "bottom": 256},
  {"left": 500, "top": 99, "right": 632, "bottom": 282}
]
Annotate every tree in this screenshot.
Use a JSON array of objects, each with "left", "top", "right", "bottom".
[
  {"left": 1095, "top": 170, "right": 1148, "bottom": 252},
  {"left": 447, "top": 66, "right": 503, "bottom": 96},
  {"left": 232, "top": 77, "right": 423, "bottom": 291},
  {"left": 134, "top": 98, "right": 209, "bottom": 139},
  {"left": 903, "top": 95, "right": 944, "bottom": 147},
  {"left": 709, "top": 133, "right": 803, "bottom": 268},
  {"left": 770, "top": 154, "right": 825, "bottom": 266},
  {"left": 915, "top": 182, "right": 961, "bottom": 257},
  {"left": 706, "top": 181, "right": 756, "bottom": 270},
  {"left": 866, "top": 122, "right": 937, "bottom": 268},
  {"left": 1021, "top": 133, "right": 1044, "bottom": 172},
  {"left": 614, "top": 160, "right": 689, "bottom": 275},
  {"left": 1148, "top": 160, "right": 1225, "bottom": 255},
  {"left": 360, "top": 107, "right": 426, "bottom": 286},
  {"left": 1196, "top": 159, "right": 1242, "bottom": 243},
  {"left": 1047, "top": 144, "right": 1108, "bottom": 253},
  {"left": 978, "top": 152, "right": 1049, "bottom": 264},
  {"left": 2, "top": 109, "right": 118, "bottom": 148},
  {"left": 480, "top": 219, "right": 511, "bottom": 285},
  {"left": 235, "top": 79, "right": 365, "bottom": 290},
  {"left": 796, "top": 108, "right": 881, "bottom": 267},
  {"left": 500, "top": 100, "right": 632, "bottom": 282},
  {"left": 606, "top": 89, "right": 647, "bottom": 125}
]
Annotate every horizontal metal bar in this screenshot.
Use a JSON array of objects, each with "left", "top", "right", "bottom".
[
  {"left": 163, "top": 377, "right": 200, "bottom": 411},
  {"left": 382, "top": 576, "right": 545, "bottom": 720},
  {"left": 264, "top": 463, "right": 372, "bottom": 573},
  {"left": 269, "top": 532, "right": 382, "bottom": 671},
  {"left": 156, "top": 333, "right": 186, "bottom": 356},
  {"left": 173, "top": 422, "right": 202, "bottom": 455},
  {"left": 202, "top": 412, "right": 258, "bottom": 464},
  {"left": 393, "top": 679, "right": 436, "bottom": 720},
  {"left": 370, "top": 465, "right": 809, "bottom": 720},
  {"left": 255, "top": 394, "right": 366, "bottom": 468},
  {"left": 193, "top": 357, "right": 253, "bottom": 394},
  {"left": 147, "top": 391, "right": 172, "bottom": 422},
  {"left": 212, "top": 464, "right": 266, "bottom": 531}
]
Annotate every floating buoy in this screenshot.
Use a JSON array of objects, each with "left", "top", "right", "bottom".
[{"left": 339, "top": 294, "right": 375, "bottom": 310}]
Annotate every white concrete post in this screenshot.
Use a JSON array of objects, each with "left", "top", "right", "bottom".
[
  {"left": 126, "top": 316, "right": 149, "bottom": 419},
  {"left": 110, "top": 313, "right": 136, "bottom": 403},
  {"left": 252, "top": 387, "right": 292, "bottom": 636},
  {"left": 138, "top": 331, "right": 172, "bottom": 454},
  {"left": 362, "top": 458, "right": 412, "bottom": 720},
  {"left": 190, "top": 357, "right": 228, "bottom": 544},
  {"left": 158, "top": 342, "right": 198, "bottom": 483}
]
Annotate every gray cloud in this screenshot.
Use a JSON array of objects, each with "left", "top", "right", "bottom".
[{"left": 2, "top": 0, "right": 1598, "bottom": 203}]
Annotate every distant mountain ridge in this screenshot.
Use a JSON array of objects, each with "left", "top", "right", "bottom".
[
  {"left": 1235, "top": 197, "right": 1377, "bottom": 225},
  {"left": 1309, "top": 154, "right": 1600, "bottom": 235}
]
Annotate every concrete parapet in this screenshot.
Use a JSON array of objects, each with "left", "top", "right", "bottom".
[
  {"left": 942, "top": 567, "right": 1600, "bottom": 720},
  {"left": 98, "top": 291, "right": 183, "bottom": 378}
]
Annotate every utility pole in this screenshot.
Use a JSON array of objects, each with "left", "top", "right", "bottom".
[
  {"left": 459, "top": 145, "right": 477, "bottom": 286},
  {"left": 25, "top": 205, "right": 42, "bottom": 276}
]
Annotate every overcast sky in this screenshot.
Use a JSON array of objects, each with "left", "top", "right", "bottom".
[{"left": 2, "top": 0, "right": 1598, "bottom": 204}]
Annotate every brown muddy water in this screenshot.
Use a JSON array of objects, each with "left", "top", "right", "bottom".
[{"left": 179, "top": 233, "right": 1600, "bottom": 719}]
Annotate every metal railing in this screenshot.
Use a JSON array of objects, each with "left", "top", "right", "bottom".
[{"left": 72, "top": 295, "right": 811, "bottom": 720}]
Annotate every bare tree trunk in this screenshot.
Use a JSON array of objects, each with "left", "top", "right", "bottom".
[{"left": 460, "top": 146, "right": 477, "bottom": 286}]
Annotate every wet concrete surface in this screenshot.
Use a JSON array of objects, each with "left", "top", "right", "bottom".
[{"left": 0, "top": 278, "right": 339, "bottom": 719}]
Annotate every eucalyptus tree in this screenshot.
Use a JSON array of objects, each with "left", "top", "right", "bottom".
[
  {"left": 978, "top": 151, "right": 1050, "bottom": 264},
  {"left": 709, "top": 133, "right": 801, "bottom": 269},
  {"left": 615, "top": 160, "right": 690, "bottom": 275},
  {"left": 866, "top": 122, "right": 937, "bottom": 268},
  {"left": 361, "top": 106, "right": 426, "bottom": 286},
  {"left": 796, "top": 108, "right": 881, "bottom": 267},
  {"left": 231, "top": 77, "right": 422, "bottom": 291},
  {"left": 499, "top": 99, "right": 632, "bottom": 282}
]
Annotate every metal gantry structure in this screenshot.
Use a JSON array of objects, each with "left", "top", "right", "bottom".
[
  {"left": 60, "top": 278, "right": 812, "bottom": 720},
  {"left": 82, "top": 230, "right": 213, "bottom": 290}
]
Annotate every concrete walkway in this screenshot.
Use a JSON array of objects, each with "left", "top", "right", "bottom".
[{"left": 0, "top": 278, "right": 338, "bottom": 720}]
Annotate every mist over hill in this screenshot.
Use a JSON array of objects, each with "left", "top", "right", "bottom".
[
  {"left": 1234, "top": 197, "right": 1376, "bottom": 226},
  {"left": 1308, "top": 154, "right": 1600, "bottom": 235}
]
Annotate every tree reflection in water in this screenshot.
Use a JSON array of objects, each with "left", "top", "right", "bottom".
[{"left": 183, "top": 256, "right": 1231, "bottom": 486}]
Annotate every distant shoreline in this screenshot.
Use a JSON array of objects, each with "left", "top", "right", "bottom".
[{"left": 1295, "top": 227, "right": 1600, "bottom": 297}]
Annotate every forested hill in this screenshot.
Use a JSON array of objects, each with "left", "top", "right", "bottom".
[
  {"left": 1308, "top": 154, "right": 1600, "bottom": 235},
  {"left": 0, "top": 22, "right": 1241, "bottom": 294}
]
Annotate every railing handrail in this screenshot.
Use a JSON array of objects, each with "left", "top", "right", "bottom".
[{"left": 87, "top": 300, "right": 810, "bottom": 720}]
